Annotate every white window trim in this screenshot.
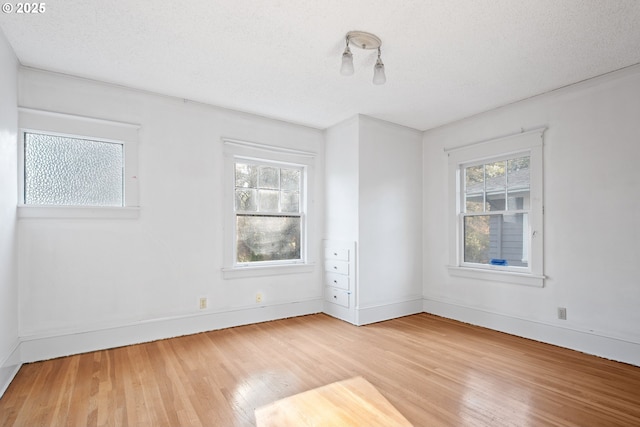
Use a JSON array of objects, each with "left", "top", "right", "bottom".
[
  {"left": 17, "top": 108, "right": 140, "bottom": 219},
  {"left": 222, "top": 138, "right": 317, "bottom": 279},
  {"left": 446, "top": 128, "right": 546, "bottom": 287}
]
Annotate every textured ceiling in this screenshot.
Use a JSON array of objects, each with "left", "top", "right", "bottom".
[{"left": 1, "top": 0, "right": 639, "bottom": 130}]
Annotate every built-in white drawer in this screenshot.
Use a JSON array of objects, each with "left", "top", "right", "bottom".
[
  {"left": 324, "top": 247, "right": 350, "bottom": 262},
  {"left": 325, "top": 287, "right": 349, "bottom": 308},
  {"left": 325, "top": 260, "right": 349, "bottom": 275},
  {"left": 324, "top": 272, "right": 349, "bottom": 290}
]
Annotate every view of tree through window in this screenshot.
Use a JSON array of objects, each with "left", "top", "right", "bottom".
[
  {"left": 463, "top": 155, "right": 530, "bottom": 267},
  {"left": 234, "top": 162, "right": 302, "bottom": 263}
]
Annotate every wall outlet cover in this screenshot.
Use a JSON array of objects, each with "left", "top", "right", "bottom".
[{"left": 557, "top": 307, "right": 567, "bottom": 320}]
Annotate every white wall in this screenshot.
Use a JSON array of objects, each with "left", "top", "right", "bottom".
[
  {"left": 358, "top": 116, "right": 423, "bottom": 313},
  {"left": 423, "top": 66, "right": 640, "bottom": 365},
  {"left": 0, "top": 29, "right": 20, "bottom": 396},
  {"left": 17, "top": 68, "right": 325, "bottom": 360},
  {"left": 11, "top": 53, "right": 639, "bottom": 368},
  {"left": 324, "top": 115, "right": 423, "bottom": 324},
  {"left": 324, "top": 116, "right": 359, "bottom": 242}
]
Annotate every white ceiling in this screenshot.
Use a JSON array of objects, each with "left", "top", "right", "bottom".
[{"left": 1, "top": 0, "right": 639, "bottom": 131}]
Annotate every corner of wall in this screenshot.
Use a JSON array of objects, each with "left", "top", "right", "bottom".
[
  {"left": 0, "top": 29, "right": 19, "bottom": 398},
  {"left": 356, "top": 297, "right": 423, "bottom": 326},
  {"left": 0, "top": 340, "right": 22, "bottom": 398}
]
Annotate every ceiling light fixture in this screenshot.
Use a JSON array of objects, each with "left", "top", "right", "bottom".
[{"left": 340, "top": 31, "right": 386, "bottom": 85}]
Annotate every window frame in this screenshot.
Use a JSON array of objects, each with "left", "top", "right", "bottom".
[
  {"left": 17, "top": 108, "right": 140, "bottom": 219},
  {"left": 222, "top": 138, "right": 316, "bottom": 279},
  {"left": 446, "top": 128, "right": 545, "bottom": 287}
]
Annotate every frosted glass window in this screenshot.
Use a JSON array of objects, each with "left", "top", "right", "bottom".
[
  {"left": 235, "top": 163, "right": 257, "bottom": 189},
  {"left": 234, "top": 163, "right": 301, "bottom": 214},
  {"left": 24, "top": 132, "right": 124, "bottom": 206},
  {"left": 235, "top": 188, "right": 257, "bottom": 211},
  {"left": 259, "top": 166, "right": 279, "bottom": 189}
]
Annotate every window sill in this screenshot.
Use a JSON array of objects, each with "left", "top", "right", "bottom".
[
  {"left": 222, "top": 263, "right": 315, "bottom": 279},
  {"left": 447, "top": 265, "right": 545, "bottom": 287},
  {"left": 18, "top": 205, "right": 140, "bottom": 219}
]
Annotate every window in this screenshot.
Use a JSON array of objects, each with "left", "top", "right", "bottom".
[
  {"left": 24, "top": 132, "right": 124, "bottom": 207},
  {"left": 223, "top": 138, "right": 316, "bottom": 278},
  {"left": 235, "top": 161, "right": 303, "bottom": 263},
  {"left": 462, "top": 155, "right": 530, "bottom": 269},
  {"left": 447, "top": 128, "right": 545, "bottom": 287},
  {"left": 18, "top": 108, "right": 139, "bottom": 219}
]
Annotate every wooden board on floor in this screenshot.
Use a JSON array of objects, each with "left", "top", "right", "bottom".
[{"left": 255, "top": 376, "right": 413, "bottom": 427}]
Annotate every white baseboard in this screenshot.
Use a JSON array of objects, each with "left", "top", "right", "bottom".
[
  {"left": 20, "top": 299, "right": 323, "bottom": 363},
  {"left": 0, "top": 340, "right": 22, "bottom": 398},
  {"left": 323, "top": 301, "right": 355, "bottom": 325},
  {"left": 423, "top": 297, "right": 640, "bottom": 367},
  {"left": 356, "top": 297, "right": 423, "bottom": 326},
  {"left": 12, "top": 295, "right": 637, "bottom": 390}
]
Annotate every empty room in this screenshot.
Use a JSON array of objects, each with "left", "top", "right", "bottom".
[{"left": 1, "top": 1, "right": 640, "bottom": 426}]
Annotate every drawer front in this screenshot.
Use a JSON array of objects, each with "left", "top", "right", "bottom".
[
  {"left": 325, "top": 260, "right": 349, "bottom": 275},
  {"left": 324, "top": 272, "right": 349, "bottom": 290},
  {"left": 324, "top": 247, "right": 350, "bottom": 262},
  {"left": 325, "top": 287, "right": 350, "bottom": 308}
]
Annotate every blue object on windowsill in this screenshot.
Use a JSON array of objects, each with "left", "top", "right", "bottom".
[{"left": 490, "top": 259, "right": 508, "bottom": 266}]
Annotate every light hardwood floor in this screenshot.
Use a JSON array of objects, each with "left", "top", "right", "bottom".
[{"left": 1, "top": 313, "right": 639, "bottom": 426}]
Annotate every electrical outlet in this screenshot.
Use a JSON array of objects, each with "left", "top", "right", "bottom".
[
  {"left": 557, "top": 307, "right": 567, "bottom": 320},
  {"left": 199, "top": 297, "right": 207, "bottom": 310},
  {"left": 256, "top": 293, "right": 263, "bottom": 303}
]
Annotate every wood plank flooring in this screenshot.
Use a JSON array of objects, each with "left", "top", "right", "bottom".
[
  {"left": 1, "top": 313, "right": 640, "bottom": 426},
  {"left": 254, "top": 376, "right": 413, "bottom": 426}
]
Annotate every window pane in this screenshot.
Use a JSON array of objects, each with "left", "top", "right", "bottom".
[
  {"left": 507, "top": 157, "right": 530, "bottom": 188},
  {"left": 259, "top": 166, "right": 279, "bottom": 189},
  {"left": 24, "top": 133, "right": 123, "bottom": 206},
  {"left": 236, "top": 215, "right": 301, "bottom": 262},
  {"left": 464, "top": 165, "right": 484, "bottom": 213},
  {"left": 465, "top": 157, "right": 530, "bottom": 213},
  {"left": 485, "top": 161, "right": 506, "bottom": 211},
  {"left": 258, "top": 189, "right": 279, "bottom": 212},
  {"left": 507, "top": 157, "right": 530, "bottom": 210},
  {"left": 235, "top": 163, "right": 257, "bottom": 188},
  {"left": 507, "top": 196, "right": 525, "bottom": 211},
  {"left": 464, "top": 215, "right": 490, "bottom": 264},
  {"left": 281, "top": 191, "right": 299, "bottom": 213},
  {"left": 487, "top": 193, "right": 506, "bottom": 211},
  {"left": 281, "top": 168, "right": 300, "bottom": 191},
  {"left": 465, "top": 198, "right": 485, "bottom": 213},
  {"left": 464, "top": 213, "right": 529, "bottom": 267},
  {"left": 235, "top": 189, "right": 257, "bottom": 211}
]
